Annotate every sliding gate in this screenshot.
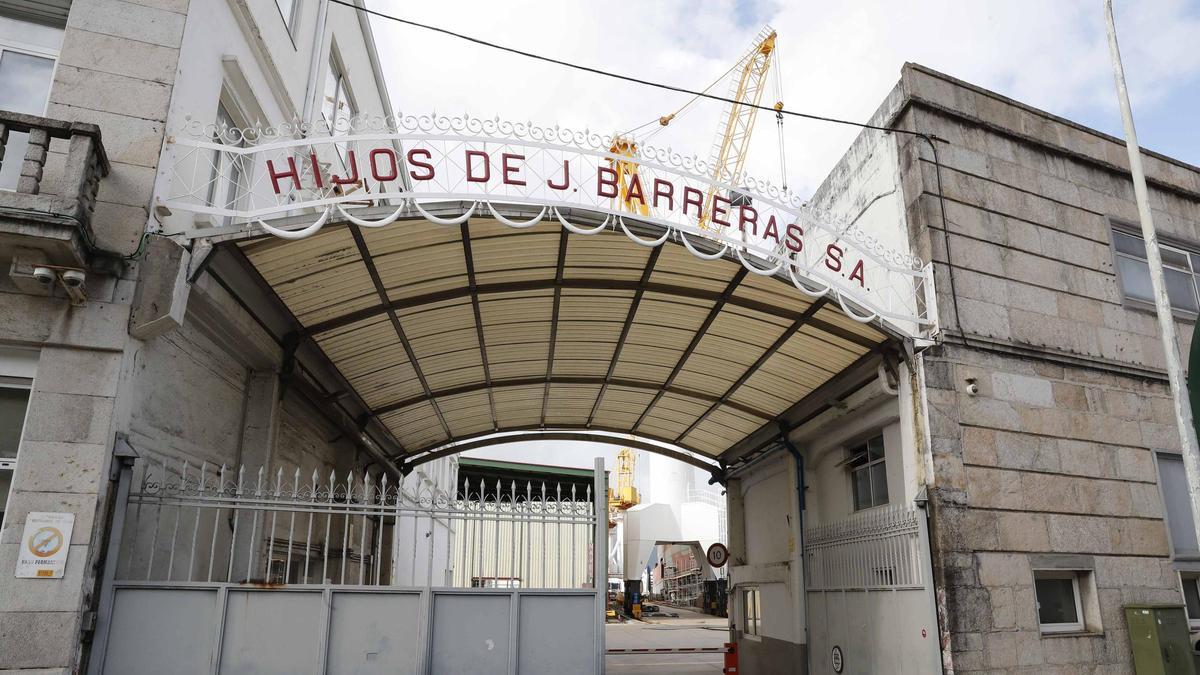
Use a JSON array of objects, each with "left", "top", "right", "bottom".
[{"left": 88, "top": 455, "right": 607, "bottom": 674}]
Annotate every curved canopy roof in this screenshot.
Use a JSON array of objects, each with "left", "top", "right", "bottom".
[{"left": 231, "top": 203, "right": 891, "bottom": 464}]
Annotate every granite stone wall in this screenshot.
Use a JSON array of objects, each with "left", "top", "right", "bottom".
[{"left": 893, "top": 64, "right": 1200, "bottom": 673}]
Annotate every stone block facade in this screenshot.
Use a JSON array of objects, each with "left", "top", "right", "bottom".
[{"left": 893, "top": 64, "right": 1200, "bottom": 673}]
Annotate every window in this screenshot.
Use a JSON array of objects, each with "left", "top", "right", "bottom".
[
  {"left": 0, "top": 383, "right": 31, "bottom": 528},
  {"left": 1157, "top": 452, "right": 1199, "bottom": 558},
  {"left": 741, "top": 587, "right": 761, "bottom": 637},
  {"left": 205, "top": 101, "right": 250, "bottom": 226},
  {"left": 1034, "top": 570, "right": 1085, "bottom": 633},
  {"left": 1181, "top": 572, "right": 1200, "bottom": 628},
  {"left": 317, "top": 55, "right": 358, "bottom": 191},
  {"left": 321, "top": 56, "right": 356, "bottom": 137},
  {"left": 1112, "top": 227, "right": 1200, "bottom": 315},
  {"left": 274, "top": 0, "right": 298, "bottom": 34},
  {"left": 0, "top": 15, "right": 62, "bottom": 190},
  {"left": 847, "top": 435, "right": 888, "bottom": 511}
]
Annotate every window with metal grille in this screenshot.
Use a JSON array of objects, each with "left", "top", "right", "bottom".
[
  {"left": 1112, "top": 226, "right": 1200, "bottom": 315},
  {"left": 847, "top": 435, "right": 888, "bottom": 511}
]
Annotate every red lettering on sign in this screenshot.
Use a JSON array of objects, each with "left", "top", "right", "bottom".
[
  {"left": 711, "top": 194, "right": 731, "bottom": 228},
  {"left": 309, "top": 152, "right": 324, "bottom": 189},
  {"left": 267, "top": 157, "right": 301, "bottom": 194},
  {"left": 548, "top": 160, "right": 570, "bottom": 190},
  {"left": 682, "top": 187, "right": 703, "bottom": 218},
  {"left": 738, "top": 205, "right": 758, "bottom": 235},
  {"left": 332, "top": 151, "right": 359, "bottom": 186},
  {"left": 652, "top": 179, "right": 674, "bottom": 210},
  {"left": 597, "top": 167, "right": 618, "bottom": 198},
  {"left": 762, "top": 215, "right": 779, "bottom": 243},
  {"left": 785, "top": 224, "right": 804, "bottom": 253},
  {"left": 502, "top": 153, "right": 526, "bottom": 186},
  {"left": 406, "top": 148, "right": 434, "bottom": 181},
  {"left": 825, "top": 244, "right": 844, "bottom": 272},
  {"left": 466, "top": 150, "right": 491, "bottom": 183},
  {"left": 848, "top": 259, "right": 866, "bottom": 287},
  {"left": 369, "top": 148, "right": 398, "bottom": 183},
  {"left": 626, "top": 173, "right": 646, "bottom": 206}
]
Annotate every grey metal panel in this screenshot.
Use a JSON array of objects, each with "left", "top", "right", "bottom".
[
  {"left": 102, "top": 588, "right": 218, "bottom": 675},
  {"left": 430, "top": 593, "right": 512, "bottom": 674},
  {"left": 517, "top": 594, "right": 595, "bottom": 675},
  {"left": 219, "top": 590, "right": 323, "bottom": 675},
  {"left": 326, "top": 591, "right": 422, "bottom": 675}
]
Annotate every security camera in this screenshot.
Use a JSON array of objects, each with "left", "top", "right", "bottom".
[
  {"left": 32, "top": 266, "right": 54, "bottom": 285},
  {"left": 61, "top": 269, "right": 86, "bottom": 288}
]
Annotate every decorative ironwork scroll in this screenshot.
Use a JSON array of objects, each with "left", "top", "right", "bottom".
[{"left": 162, "top": 113, "right": 937, "bottom": 339}]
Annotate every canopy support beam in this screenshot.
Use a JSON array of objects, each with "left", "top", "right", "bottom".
[
  {"left": 460, "top": 221, "right": 499, "bottom": 430},
  {"left": 675, "top": 297, "right": 829, "bottom": 445},
  {"left": 632, "top": 268, "right": 749, "bottom": 433},
  {"left": 349, "top": 225, "right": 453, "bottom": 442},
  {"left": 587, "top": 247, "right": 661, "bottom": 427},
  {"left": 405, "top": 429, "right": 721, "bottom": 475}
]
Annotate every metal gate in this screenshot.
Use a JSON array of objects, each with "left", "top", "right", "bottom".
[
  {"left": 803, "top": 503, "right": 941, "bottom": 674},
  {"left": 88, "top": 453, "right": 606, "bottom": 674}
]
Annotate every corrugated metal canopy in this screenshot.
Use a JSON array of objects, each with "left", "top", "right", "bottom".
[{"left": 236, "top": 209, "right": 888, "bottom": 460}]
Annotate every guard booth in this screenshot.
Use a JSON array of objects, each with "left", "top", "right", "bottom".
[{"left": 84, "top": 113, "right": 940, "bottom": 674}]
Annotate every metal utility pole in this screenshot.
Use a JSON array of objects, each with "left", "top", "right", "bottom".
[{"left": 1104, "top": 0, "right": 1200, "bottom": 548}]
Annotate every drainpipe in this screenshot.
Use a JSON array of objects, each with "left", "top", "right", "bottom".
[{"left": 780, "top": 429, "right": 812, "bottom": 675}]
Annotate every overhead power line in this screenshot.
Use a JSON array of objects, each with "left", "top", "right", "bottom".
[
  {"left": 330, "top": 0, "right": 967, "bottom": 346},
  {"left": 330, "top": 0, "right": 928, "bottom": 138}
]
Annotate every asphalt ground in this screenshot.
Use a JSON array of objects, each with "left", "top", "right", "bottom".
[{"left": 605, "top": 604, "right": 729, "bottom": 674}]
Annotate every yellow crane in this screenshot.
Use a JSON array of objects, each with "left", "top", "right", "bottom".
[
  {"left": 609, "top": 27, "right": 784, "bottom": 232},
  {"left": 607, "top": 448, "right": 639, "bottom": 511}
]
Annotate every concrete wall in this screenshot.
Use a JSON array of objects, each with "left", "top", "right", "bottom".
[
  {"left": 44, "top": 0, "right": 189, "bottom": 256},
  {"left": 893, "top": 64, "right": 1200, "bottom": 673},
  {"left": 728, "top": 454, "right": 806, "bottom": 673},
  {"left": 0, "top": 251, "right": 137, "bottom": 671}
]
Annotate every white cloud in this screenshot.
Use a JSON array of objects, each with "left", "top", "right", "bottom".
[{"left": 367, "top": 0, "right": 1200, "bottom": 197}]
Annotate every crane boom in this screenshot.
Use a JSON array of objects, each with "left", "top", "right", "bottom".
[
  {"left": 700, "top": 27, "right": 778, "bottom": 232},
  {"left": 608, "top": 27, "right": 782, "bottom": 229}
]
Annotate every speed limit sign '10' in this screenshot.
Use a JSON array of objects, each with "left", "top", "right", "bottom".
[{"left": 706, "top": 542, "right": 729, "bottom": 568}]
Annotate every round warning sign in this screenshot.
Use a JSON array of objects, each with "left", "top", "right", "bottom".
[
  {"left": 706, "top": 542, "right": 729, "bottom": 568},
  {"left": 16, "top": 512, "right": 74, "bottom": 579},
  {"left": 28, "top": 527, "right": 64, "bottom": 558}
]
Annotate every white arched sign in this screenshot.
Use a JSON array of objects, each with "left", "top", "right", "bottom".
[{"left": 161, "top": 113, "right": 937, "bottom": 339}]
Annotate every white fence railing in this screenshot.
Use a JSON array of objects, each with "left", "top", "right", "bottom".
[
  {"left": 804, "top": 504, "right": 924, "bottom": 591},
  {"left": 116, "top": 460, "right": 598, "bottom": 589}
]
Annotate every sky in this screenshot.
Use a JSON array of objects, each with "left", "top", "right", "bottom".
[
  {"left": 366, "top": 0, "right": 1200, "bottom": 199},
  {"left": 363, "top": 0, "right": 1200, "bottom": 471}
]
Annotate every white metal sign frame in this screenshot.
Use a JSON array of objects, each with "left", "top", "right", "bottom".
[{"left": 161, "top": 113, "right": 936, "bottom": 339}]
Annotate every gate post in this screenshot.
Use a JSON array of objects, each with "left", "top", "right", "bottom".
[
  {"left": 593, "top": 457, "right": 606, "bottom": 674},
  {"left": 85, "top": 434, "right": 138, "bottom": 675}
]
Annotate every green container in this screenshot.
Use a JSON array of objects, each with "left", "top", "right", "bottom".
[{"left": 1125, "top": 604, "right": 1196, "bottom": 675}]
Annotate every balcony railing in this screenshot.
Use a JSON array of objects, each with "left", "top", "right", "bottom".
[{"left": 0, "top": 109, "right": 109, "bottom": 237}]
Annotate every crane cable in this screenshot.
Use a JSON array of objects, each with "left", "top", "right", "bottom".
[
  {"left": 332, "top": 0, "right": 932, "bottom": 139},
  {"left": 620, "top": 56, "right": 744, "bottom": 141},
  {"left": 329, "top": 0, "right": 968, "bottom": 340},
  {"left": 772, "top": 46, "right": 788, "bottom": 195}
]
